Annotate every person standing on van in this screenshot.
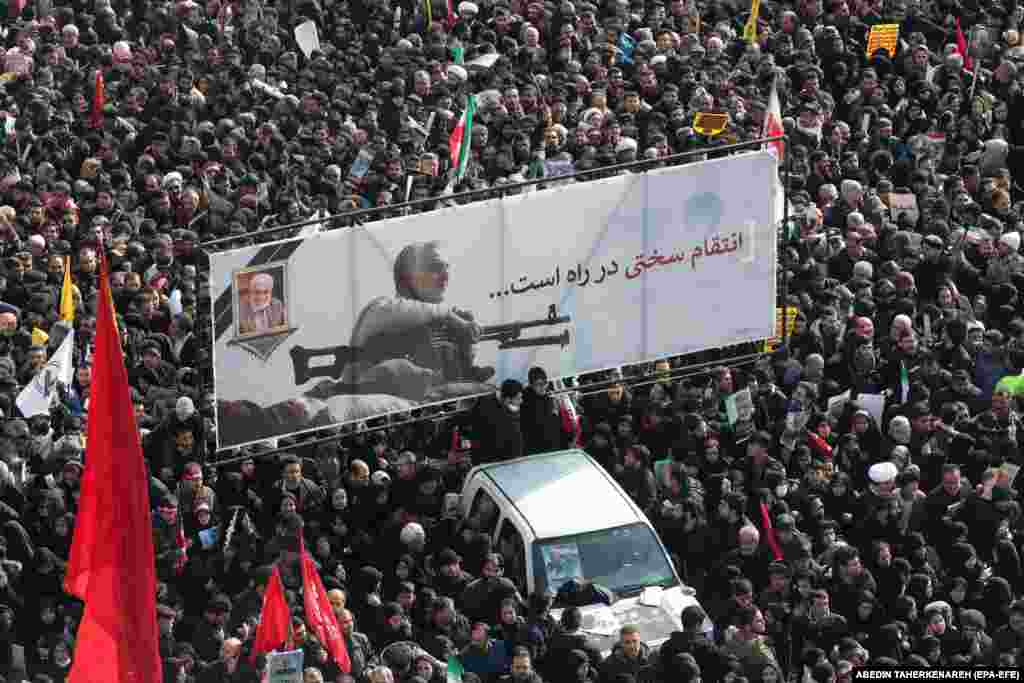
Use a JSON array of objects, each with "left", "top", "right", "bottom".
[
  {"left": 616, "top": 445, "right": 659, "bottom": 515},
  {"left": 521, "top": 367, "right": 567, "bottom": 455},
  {"left": 461, "top": 553, "right": 523, "bottom": 625},
  {"left": 471, "top": 380, "right": 525, "bottom": 464}
]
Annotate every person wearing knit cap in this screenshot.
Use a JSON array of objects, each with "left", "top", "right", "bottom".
[
  {"left": 400, "top": 521, "right": 427, "bottom": 553},
  {"left": 176, "top": 461, "right": 215, "bottom": 534},
  {"left": 461, "top": 621, "right": 511, "bottom": 681},
  {"left": 859, "top": 462, "right": 899, "bottom": 520},
  {"left": 988, "top": 231, "right": 1024, "bottom": 286}
]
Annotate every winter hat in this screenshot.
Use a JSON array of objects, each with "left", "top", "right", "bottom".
[
  {"left": 868, "top": 461, "right": 898, "bottom": 484},
  {"left": 1000, "top": 231, "right": 1021, "bottom": 252},
  {"left": 176, "top": 396, "right": 195, "bottom": 421},
  {"left": 400, "top": 522, "right": 426, "bottom": 546}
]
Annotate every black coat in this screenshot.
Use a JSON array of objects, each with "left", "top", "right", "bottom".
[
  {"left": 521, "top": 387, "right": 567, "bottom": 455},
  {"left": 543, "top": 630, "right": 604, "bottom": 682},
  {"left": 471, "top": 395, "right": 524, "bottom": 464}
]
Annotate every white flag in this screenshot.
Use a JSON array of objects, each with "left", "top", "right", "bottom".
[
  {"left": 168, "top": 289, "right": 184, "bottom": 317},
  {"left": 17, "top": 328, "right": 75, "bottom": 418},
  {"left": 299, "top": 209, "right": 325, "bottom": 238}
]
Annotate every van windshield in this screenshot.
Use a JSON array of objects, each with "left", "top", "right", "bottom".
[{"left": 533, "top": 523, "right": 677, "bottom": 598}]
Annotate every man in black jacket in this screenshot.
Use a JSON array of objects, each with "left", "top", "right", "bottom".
[
  {"left": 599, "top": 625, "right": 653, "bottom": 683},
  {"left": 471, "top": 379, "right": 525, "bottom": 464},
  {"left": 658, "top": 606, "right": 723, "bottom": 680},
  {"left": 521, "top": 367, "right": 566, "bottom": 455},
  {"left": 543, "top": 607, "right": 604, "bottom": 681}
]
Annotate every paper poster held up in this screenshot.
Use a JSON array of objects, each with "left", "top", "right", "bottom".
[
  {"left": 267, "top": 650, "right": 304, "bottom": 683},
  {"left": 294, "top": 21, "right": 321, "bottom": 59}
]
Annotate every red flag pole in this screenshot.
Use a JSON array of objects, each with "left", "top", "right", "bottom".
[
  {"left": 251, "top": 565, "right": 292, "bottom": 664},
  {"left": 65, "top": 253, "right": 162, "bottom": 683},
  {"left": 300, "top": 540, "right": 351, "bottom": 672},
  {"left": 90, "top": 69, "right": 105, "bottom": 130}
]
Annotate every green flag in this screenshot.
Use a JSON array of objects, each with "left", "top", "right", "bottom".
[
  {"left": 996, "top": 373, "right": 1024, "bottom": 397},
  {"left": 1, "top": 115, "right": 14, "bottom": 146},
  {"left": 724, "top": 393, "right": 738, "bottom": 426},
  {"left": 448, "top": 95, "right": 476, "bottom": 180},
  {"left": 447, "top": 656, "right": 464, "bottom": 683},
  {"left": 899, "top": 361, "right": 909, "bottom": 403}
]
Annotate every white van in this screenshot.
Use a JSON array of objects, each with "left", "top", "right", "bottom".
[{"left": 459, "top": 449, "right": 709, "bottom": 653}]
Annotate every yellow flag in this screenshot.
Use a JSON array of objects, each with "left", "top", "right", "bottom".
[
  {"left": 31, "top": 328, "right": 49, "bottom": 347},
  {"left": 743, "top": 0, "right": 761, "bottom": 43},
  {"left": 693, "top": 112, "right": 729, "bottom": 136},
  {"left": 60, "top": 257, "right": 75, "bottom": 323}
]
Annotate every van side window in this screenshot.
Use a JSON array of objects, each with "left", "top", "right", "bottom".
[
  {"left": 497, "top": 520, "right": 527, "bottom": 591},
  {"left": 470, "top": 489, "right": 500, "bottom": 537}
]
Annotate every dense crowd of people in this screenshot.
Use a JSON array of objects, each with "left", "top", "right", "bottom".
[{"left": 1, "top": 0, "right": 1024, "bottom": 679}]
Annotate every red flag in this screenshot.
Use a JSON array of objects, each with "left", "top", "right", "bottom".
[
  {"left": 762, "top": 77, "right": 784, "bottom": 159},
  {"left": 250, "top": 565, "right": 291, "bottom": 664},
  {"left": 759, "top": 502, "right": 784, "bottom": 562},
  {"left": 450, "top": 426, "right": 470, "bottom": 456},
  {"left": 955, "top": 19, "right": 973, "bottom": 71},
  {"left": 446, "top": 0, "right": 457, "bottom": 29},
  {"left": 300, "top": 542, "right": 351, "bottom": 673},
  {"left": 174, "top": 515, "right": 188, "bottom": 575},
  {"left": 91, "top": 70, "right": 105, "bottom": 130},
  {"left": 64, "top": 254, "right": 162, "bottom": 683},
  {"left": 559, "top": 395, "right": 581, "bottom": 448},
  {"left": 7, "top": 0, "right": 27, "bottom": 19},
  {"left": 807, "top": 432, "right": 833, "bottom": 460}
]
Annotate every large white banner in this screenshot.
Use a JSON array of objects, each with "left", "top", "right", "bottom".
[{"left": 210, "top": 153, "right": 778, "bottom": 448}]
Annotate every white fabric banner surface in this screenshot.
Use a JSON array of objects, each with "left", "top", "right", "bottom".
[{"left": 210, "top": 153, "right": 778, "bottom": 448}]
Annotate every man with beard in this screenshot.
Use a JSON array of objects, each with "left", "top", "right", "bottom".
[
  {"left": 460, "top": 552, "right": 522, "bottom": 624},
  {"left": 972, "top": 390, "right": 1024, "bottom": 464},
  {"left": 724, "top": 606, "right": 782, "bottom": 680},
  {"left": 805, "top": 151, "right": 835, "bottom": 201},
  {"left": 708, "top": 491, "right": 752, "bottom": 559},
  {"left": 308, "top": 242, "right": 494, "bottom": 403},
  {"left": 471, "top": 380, "right": 526, "bottom": 465},
  {"left": 131, "top": 339, "right": 177, "bottom": 394},
  {"left": 236, "top": 272, "right": 286, "bottom": 336},
  {"left": 615, "top": 444, "right": 658, "bottom": 514},
  {"left": 267, "top": 455, "right": 325, "bottom": 521},
  {"left": 792, "top": 100, "right": 824, "bottom": 150},
  {"left": 828, "top": 227, "right": 874, "bottom": 283},
  {"left": 499, "top": 647, "right": 544, "bottom": 683},
  {"left": 521, "top": 367, "right": 567, "bottom": 455}
]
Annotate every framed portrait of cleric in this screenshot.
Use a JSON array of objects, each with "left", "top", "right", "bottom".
[{"left": 232, "top": 263, "right": 291, "bottom": 341}]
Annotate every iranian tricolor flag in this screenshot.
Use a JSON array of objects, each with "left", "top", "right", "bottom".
[
  {"left": 762, "top": 78, "right": 784, "bottom": 159},
  {"left": 448, "top": 95, "right": 476, "bottom": 180},
  {"left": 1, "top": 115, "right": 14, "bottom": 146},
  {"left": 0, "top": 0, "right": 26, "bottom": 19}
]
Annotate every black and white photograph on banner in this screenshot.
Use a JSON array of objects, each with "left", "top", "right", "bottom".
[{"left": 210, "top": 154, "right": 778, "bottom": 448}]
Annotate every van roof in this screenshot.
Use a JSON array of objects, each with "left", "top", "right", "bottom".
[{"left": 476, "top": 450, "right": 642, "bottom": 540}]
